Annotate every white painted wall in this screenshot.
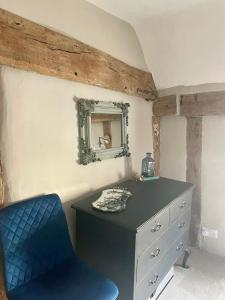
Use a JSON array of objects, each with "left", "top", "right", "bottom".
[
  {"left": 0, "top": 0, "right": 152, "bottom": 241},
  {"left": 1, "top": 66, "right": 151, "bottom": 203},
  {"left": 80, "top": 0, "right": 225, "bottom": 257},
  {"left": 135, "top": 0, "right": 225, "bottom": 89},
  {"left": 159, "top": 85, "right": 225, "bottom": 257},
  {"left": 160, "top": 116, "right": 186, "bottom": 181},
  {"left": 0, "top": 66, "right": 152, "bottom": 240},
  {"left": 135, "top": 0, "right": 225, "bottom": 258},
  {"left": 201, "top": 117, "right": 225, "bottom": 257}
]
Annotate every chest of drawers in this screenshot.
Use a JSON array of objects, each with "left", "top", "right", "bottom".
[{"left": 72, "top": 178, "right": 193, "bottom": 300}]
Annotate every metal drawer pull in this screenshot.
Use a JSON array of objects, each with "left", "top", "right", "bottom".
[
  {"left": 179, "top": 201, "right": 186, "bottom": 208},
  {"left": 151, "top": 223, "right": 162, "bottom": 233},
  {"left": 178, "top": 222, "right": 185, "bottom": 228},
  {"left": 176, "top": 242, "right": 184, "bottom": 251},
  {"left": 151, "top": 248, "right": 161, "bottom": 258},
  {"left": 149, "top": 274, "right": 159, "bottom": 285}
]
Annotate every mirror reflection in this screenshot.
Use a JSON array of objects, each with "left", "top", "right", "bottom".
[{"left": 91, "top": 113, "right": 122, "bottom": 150}]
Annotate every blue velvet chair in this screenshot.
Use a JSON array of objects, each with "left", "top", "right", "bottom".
[{"left": 0, "top": 194, "right": 119, "bottom": 300}]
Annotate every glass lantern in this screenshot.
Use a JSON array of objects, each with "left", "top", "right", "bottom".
[{"left": 141, "top": 152, "right": 155, "bottom": 177}]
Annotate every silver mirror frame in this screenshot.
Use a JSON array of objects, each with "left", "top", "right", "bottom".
[{"left": 78, "top": 98, "right": 130, "bottom": 165}]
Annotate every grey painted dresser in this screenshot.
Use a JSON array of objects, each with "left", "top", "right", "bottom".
[{"left": 72, "top": 177, "right": 193, "bottom": 300}]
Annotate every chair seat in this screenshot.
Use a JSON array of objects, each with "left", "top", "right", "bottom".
[{"left": 7, "top": 257, "right": 118, "bottom": 300}]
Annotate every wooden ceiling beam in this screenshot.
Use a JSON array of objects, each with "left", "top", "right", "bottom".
[
  {"left": 180, "top": 91, "right": 225, "bottom": 116},
  {"left": 152, "top": 95, "right": 177, "bottom": 116},
  {"left": 0, "top": 8, "right": 157, "bottom": 100}
]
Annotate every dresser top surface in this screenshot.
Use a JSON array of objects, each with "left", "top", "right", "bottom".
[{"left": 71, "top": 177, "right": 193, "bottom": 231}]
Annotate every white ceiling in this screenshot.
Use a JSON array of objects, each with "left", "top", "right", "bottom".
[
  {"left": 87, "top": 0, "right": 225, "bottom": 90},
  {"left": 87, "top": 0, "right": 208, "bottom": 24}
]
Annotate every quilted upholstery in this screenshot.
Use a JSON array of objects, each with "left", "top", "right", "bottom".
[
  {"left": 0, "top": 194, "right": 119, "bottom": 300},
  {"left": 0, "top": 194, "right": 74, "bottom": 292},
  {"left": 7, "top": 257, "right": 118, "bottom": 300}
]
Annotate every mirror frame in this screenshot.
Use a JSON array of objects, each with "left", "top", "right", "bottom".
[{"left": 78, "top": 98, "right": 130, "bottom": 165}]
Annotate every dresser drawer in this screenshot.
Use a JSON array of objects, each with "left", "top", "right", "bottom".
[
  {"left": 171, "top": 207, "right": 191, "bottom": 239},
  {"left": 136, "top": 229, "right": 171, "bottom": 284},
  {"left": 136, "top": 208, "right": 170, "bottom": 256},
  {"left": 136, "top": 208, "right": 191, "bottom": 284},
  {"left": 134, "top": 231, "right": 189, "bottom": 300},
  {"left": 134, "top": 245, "right": 175, "bottom": 300},
  {"left": 169, "top": 231, "right": 189, "bottom": 265},
  {"left": 170, "top": 190, "right": 193, "bottom": 222}
]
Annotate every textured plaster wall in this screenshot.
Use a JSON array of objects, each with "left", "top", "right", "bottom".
[{"left": 0, "top": 0, "right": 151, "bottom": 242}]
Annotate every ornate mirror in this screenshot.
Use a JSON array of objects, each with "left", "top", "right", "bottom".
[{"left": 78, "top": 99, "right": 130, "bottom": 165}]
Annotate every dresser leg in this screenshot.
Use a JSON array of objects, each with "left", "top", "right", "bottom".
[
  {"left": 175, "top": 248, "right": 191, "bottom": 269},
  {"left": 181, "top": 248, "right": 191, "bottom": 269}
]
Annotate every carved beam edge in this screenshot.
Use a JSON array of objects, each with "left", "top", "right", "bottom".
[
  {"left": 0, "top": 8, "right": 157, "bottom": 100},
  {"left": 152, "top": 116, "right": 160, "bottom": 176}
]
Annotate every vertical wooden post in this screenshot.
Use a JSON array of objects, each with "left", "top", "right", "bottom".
[
  {"left": 152, "top": 116, "right": 160, "bottom": 176},
  {"left": 186, "top": 117, "right": 202, "bottom": 246}
]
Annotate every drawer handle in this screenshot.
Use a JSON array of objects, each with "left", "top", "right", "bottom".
[
  {"left": 178, "top": 222, "right": 185, "bottom": 229},
  {"left": 151, "top": 223, "right": 162, "bottom": 233},
  {"left": 151, "top": 248, "right": 161, "bottom": 258},
  {"left": 149, "top": 274, "right": 159, "bottom": 285},
  {"left": 176, "top": 242, "right": 184, "bottom": 251},
  {"left": 179, "top": 201, "right": 186, "bottom": 208}
]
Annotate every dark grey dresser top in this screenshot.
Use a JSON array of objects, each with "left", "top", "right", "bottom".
[{"left": 71, "top": 177, "right": 193, "bottom": 232}]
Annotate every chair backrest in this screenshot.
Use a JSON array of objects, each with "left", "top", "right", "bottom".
[{"left": 0, "top": 194, "right": 74, "bottom": 293}]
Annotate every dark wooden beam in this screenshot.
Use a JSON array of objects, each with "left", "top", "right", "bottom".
[
  {"left": 152, "top": 116, "right": 160, "bottom": 176},
  {"left": 153, "top": 95, "right": 177, "bottom": 116},
  {"left": 186, "top": 117, "right": 202, "bottom": 246},
  {"left": 181, "top": 91, "right": 225, "bottom": 116},
  {"left": 0, "top": 8, "right": 157, "bottom": 100}
]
